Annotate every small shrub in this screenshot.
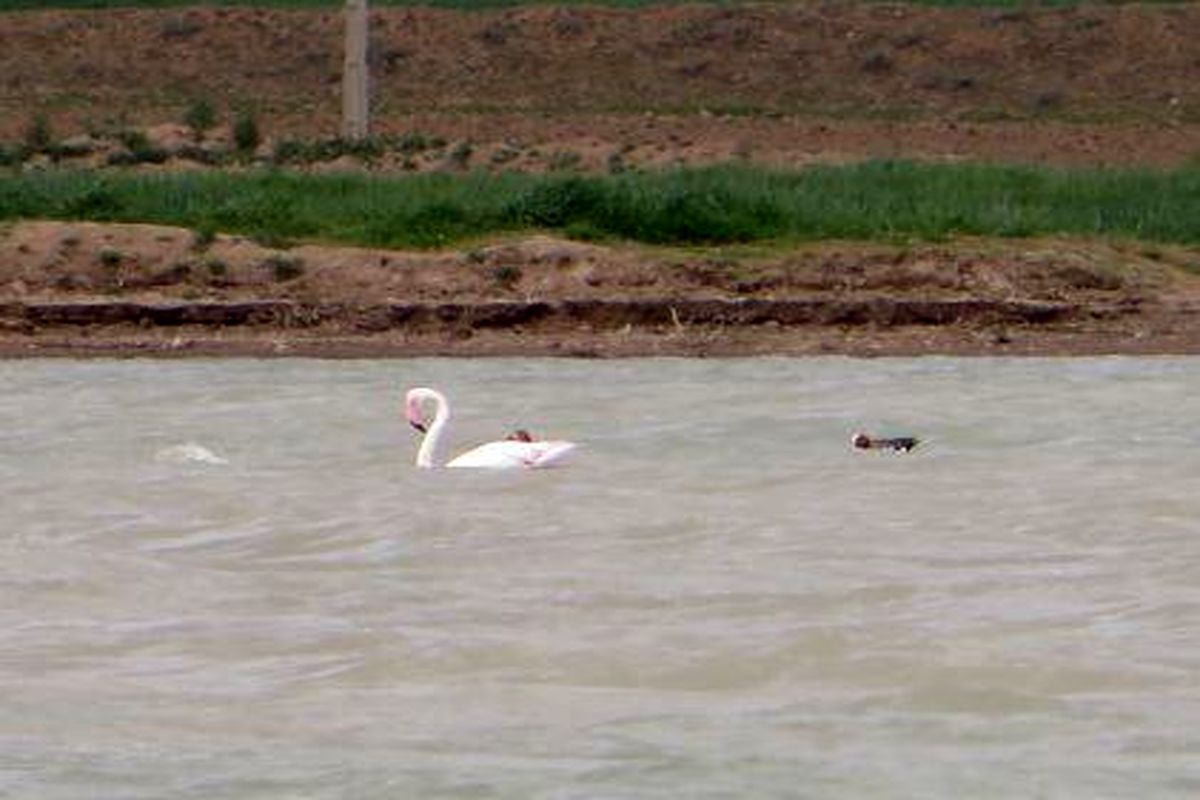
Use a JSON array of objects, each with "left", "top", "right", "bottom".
[
  {"left": 204, "top": 258, "right": 229, "bottom": 280},
  {"left": 265, "top": 254, "right": 304, "bottom": 282},
  {"left": 0, "top": 144, "right": 25, "bottom": 167},
  {"left": 272, "top": 136, "right": 385, "bottom": 165},
  {"left": 491, "top": 264, "right": 522, "bottom": 289},
  {"left": 861, "top": 49, "right": 894, "bottom": 74},
  {"left": 447, "top": 141, "right": 473, "bottom": 170},
  {"left": 117, "top": 130, "right": 148, "bottom": 154},
  {"left": 491, "top": 144, "right": 521, "bottom": 166},
  {"left": 396, "top": 132, "right": 431, "bottom": 154},
  {"left": 548, "top": 150, "right": 582, "bottom": 172},
  {"left": 23, "top": 114, "right": 52, "bottom": 153},
  {"left": 116, "top": 129, "right": 168, "bottom": 164},
  {"left": 105, "top": 150, "right": 140, "bottom": 167},
  {"left": 606, "top": 150, "right": 628, "bottom": 175},
  {"left": 233, "top": 111, "right": 261, "bottom": 154},
  {"left": 98, "top": 248, "right": 123, "bottom": 269},
  {"left": 272, "top": 138, "right": 312, "bottom": 164},
  {"left": 342, "top": 135, "right": 385, "bottom": 162},
  {"left": 183, "top": 98, "right": 216, "bottom": 140},
  {"left": 191, "top": 225, "right": 217, "bottom": 251}
]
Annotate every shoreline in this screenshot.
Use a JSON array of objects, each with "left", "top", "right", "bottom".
[
  {"left": 4, "top": 222, "right": 1200, "bottom": 359},
  {"left": 2, "top": 301, "right": 1198, "bottom": 359}
]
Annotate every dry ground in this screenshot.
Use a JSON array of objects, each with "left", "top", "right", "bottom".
[
  {"left": 2, "top": 4, "right": 1200, "bottom": 356},
  {"left": 3, "top": 4, "right": 1200, "bottom": 169},
  {"left": 3, "top": 220, "right": 1200, "bottom": 357}
]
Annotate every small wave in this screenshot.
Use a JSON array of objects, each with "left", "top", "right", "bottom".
[{"left": 155, "top": 442, "right": 230, "bottom": 466}]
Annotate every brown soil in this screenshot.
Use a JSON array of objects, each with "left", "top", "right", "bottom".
[
  {"left": 4, "top": 4, "right": 1200, "bottom": 169},
  {"left": 3, "top": 220, "right": 1200, "bottom": 357},
  {"left": 3, "top": 4, "right": 1200, "bottom": 357}
]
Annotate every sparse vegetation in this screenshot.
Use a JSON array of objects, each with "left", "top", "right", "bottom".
[
  {"left": 272, "top": 135, "right": 387, "bottom": 165},
  {"left": 490, "top": 263, "right": 522, "bottom": 289},
  {"left": 547, "top": 150, "right": 582, "bottom": 173},
  {"left": 98, "top": 247, "right": 123, "bottom": 269},
  {"left": 264, "top": 253, "right": 305, "bottom": 281},
  {"left": 204, "top": 257, "right": 228, "bottom": 279},
  {"left": 232, "top": 110, "right": 260, "bottom": 155},
  {"left": 22, "top": 114, "right": 52, "bottom": 154},
  {"left": 113, "top": 129, "right": 168, "bottom": 165},
  {"left": 191, "top": 224, "right": 217, "bottom": 251},
  {"left": 183, "top": 98, "right": 217, "bottom": 141},
  {"left": 446, "top": 141, "right": 474, "bottom": 170}
]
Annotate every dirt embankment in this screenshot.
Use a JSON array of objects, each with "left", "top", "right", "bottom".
[
  {"left": 3, "top": 221, "right": 1200, "bottom": 357},
  {"left": 3, "top": 4, "right": 1200, "bottom": 169},
  {"left": 2, "top": 4, "right": 1200, "bottom": 357}
]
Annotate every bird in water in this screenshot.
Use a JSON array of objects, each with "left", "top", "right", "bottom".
[
  {"left": 404, "top": 387, "right": 576, "bottom": 469},
  {"left": 851, "top": 432, "right": 920, "bottom": 453}
]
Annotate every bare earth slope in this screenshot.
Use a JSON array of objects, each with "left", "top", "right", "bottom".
[
  {"left": 2, "top": 4, "right": 1200, "bottom": 356},
  {"left": 3, "top": 4, "right": 1200, "bottom": 167},
  {"left": 3, "top": 220, "right": 1200, "bottom": 357}
]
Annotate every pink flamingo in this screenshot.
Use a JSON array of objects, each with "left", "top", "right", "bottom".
[{"left": 404, "top": 387, "right": 577, "bottom": 469}]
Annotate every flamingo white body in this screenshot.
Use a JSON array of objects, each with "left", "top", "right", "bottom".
[{"left": 404, "top": 387, "right": 576, "bottom": 469}]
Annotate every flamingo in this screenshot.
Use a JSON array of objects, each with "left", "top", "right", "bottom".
[{"left": 404, "top": 387, "right": 577, "bottom": 469}]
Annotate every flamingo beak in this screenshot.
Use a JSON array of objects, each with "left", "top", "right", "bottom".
[{"left": 405, "top": 395, "right": 428, "bottom": 433}]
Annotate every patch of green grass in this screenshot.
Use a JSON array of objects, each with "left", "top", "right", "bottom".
[{"left": 1, "top": 162, "right": 1199, "bottom": 250}]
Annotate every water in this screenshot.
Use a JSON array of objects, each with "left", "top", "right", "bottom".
[{"left": 1, "top": 357, "right": 1197, "bottom": 799}]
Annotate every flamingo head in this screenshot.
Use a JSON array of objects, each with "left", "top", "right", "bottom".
[{"left": 404, "top": 389, "right": 432, "bottom": 434}]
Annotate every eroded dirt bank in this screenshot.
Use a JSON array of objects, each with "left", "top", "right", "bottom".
[{"left": 3, "top": 221, "right": 1200, "bottom": 357}]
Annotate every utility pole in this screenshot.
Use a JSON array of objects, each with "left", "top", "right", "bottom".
[{"left": 342, "top": 0, "right": 369, "bottom": 139}]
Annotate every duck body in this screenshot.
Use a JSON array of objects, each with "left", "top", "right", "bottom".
[{"left": 852, "top": 432, "right": 920, "bottom": 452}]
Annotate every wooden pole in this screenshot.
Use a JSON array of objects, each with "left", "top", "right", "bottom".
[{"left": 342, "top": 0, "right": 369, "bottom": 139}]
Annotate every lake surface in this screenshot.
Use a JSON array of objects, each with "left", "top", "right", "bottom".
[{"left": 1, "top": 357, "right": 1197, "bottom": 799}]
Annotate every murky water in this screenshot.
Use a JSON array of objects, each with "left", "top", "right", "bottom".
[{"left": 2, "top": 357, "right": 1198, "bottom": 798}]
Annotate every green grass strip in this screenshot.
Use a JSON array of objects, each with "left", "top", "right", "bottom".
[{"left": 2, "top": 162, "right": 1198, "bottom": 249}]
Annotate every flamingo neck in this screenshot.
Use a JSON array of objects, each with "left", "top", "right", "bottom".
[{"left": 416, "top": 391, "right": 451, "bottom": 468}]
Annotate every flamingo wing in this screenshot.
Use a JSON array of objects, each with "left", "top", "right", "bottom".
[{"left": 446, "top": 439, "right": 576, "bottom": 469}]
